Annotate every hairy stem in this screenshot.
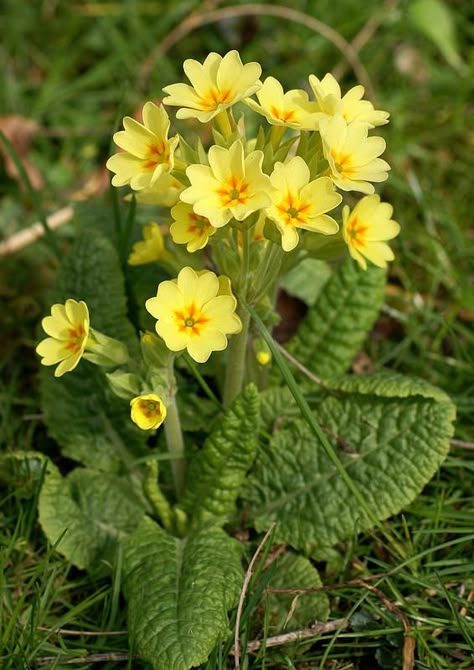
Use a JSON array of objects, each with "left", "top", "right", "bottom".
[
  {"left": 163, "top": 358, "right": 186, "bottom": 498},
  {"left": 223, "top": 305, "right": 250, "bottom": 408}
]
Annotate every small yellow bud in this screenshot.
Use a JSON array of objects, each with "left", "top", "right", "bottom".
[
  {"left": 256, "top": 350, "right": 271, "bottom": 366},
  {"left": 130, "top": 394, "right": 167, "bottom": 430}
]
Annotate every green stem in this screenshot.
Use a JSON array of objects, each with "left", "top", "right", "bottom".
[
  {"left": 250, "top": 242, "right": 283, "bottom": 303},
  {"left": 119, "top": 193, "right": 136, "bottom": 266},
  {"left": 270, "top": 125, "right": 286, "bottom": 151},
  {"left": 143, "top": 460, "right": 173, "bottom": 530},
  {"left": 222, "top": 305, "right": 250, "bottom": 408},
  {"left": 163, "top": 358, "right": 186, "bottom": 498},
  {"left": 238, "top": 223, "right": 251, "bottom": 294},
  {"left": 215, "top": 110, "right": 233, "bottom": 139}
]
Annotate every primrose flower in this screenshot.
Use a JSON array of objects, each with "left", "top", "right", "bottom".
[
  {"left": 309, "top": 73, "right": 389, "bottom": 128},
  {"left": 130, "top": 173, "right": 184, "bottom": 207},
  {"left": 180, "top": 140, "right": 271, "bottom": 228},
  {"left": 145, "top": 267, "right": 241, "bottom": 363},
  {"left": 319, "top": 115, "right": 390, "bottom": 194},
  {"left": 170, "top": 202, "right": 217, "bottom": 252},
  {"left": 245, "top": 76, "right": 320, "bottom": 129},
  {"left": 162, "top": 50, "right": 262, "bottom": 123},
  {"left": 342, "top": 194, "right": 400, "bottom": 270},
  {"left": 36, "top": 299, "right": 90, "bottom": 377},
  {"left": 128, "top": 222, "right": 170, "bottom": 266},
  {"left": 106, "top": 102, "right": 178, "bottom": 190},
  {"left": 130, "top": 393, "right": 167, "bottom": 430},
  {"left": 266, "top": 156, "right": 341, "bottom": 252}
]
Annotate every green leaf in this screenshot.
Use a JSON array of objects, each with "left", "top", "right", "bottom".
[
  {"left": 39, "top": 229, "right": 148, "bottom": 471},
  {"left": 180, "top": 384, "right": 260, "bottom": 525},
  {"left": 286, "top": 257, "right": 386, "bottom": 379},
  {"left": 244, "top": 373, "right": 456, "bottom": 553},
  {"left": 280, "top": 258, "right": 331, "bottom": 306},
  {"left": 409, "top": 0, "right": 465, "bottom": 72},
  {"left": 259, "top": 386, "right": 297, "bottom": 433},
  {"left": 123, "top": 517, "right": 243, "bottom": 670},
  {"left": 38, "top": 462, "right": 146, "bottom": 570},
  {"left": 265, "top": 552, "right": 329, "bottom": 633}
]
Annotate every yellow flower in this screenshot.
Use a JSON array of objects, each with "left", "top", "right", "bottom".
[
  {"left": 36, "top": 299, "right": 90, "bottom": 377},
  {"left": 162, "top": 50, "right": 262, "bottom": 122},
  {"left": 309, "top": 73, "right": 389, "bottom": 128},
  {"left": 245, "top": 76, "right": 320, "bottom": 129},
  {"left": 266, "top": 156, "right": 341, "bottom": 252},
  {"left": 256, "top": 350, "right": 271, "bottom": 366},
  {"left": 145, "top": 267, "right": 242, "bottom": 363},
  {"left": 130, "top": 393, "right": 167, "bottom": 430},
  {"left": 319, "top": 115, "right": 390, "bottom": 194},
  {"left": 180, "top": 140, "right": 272, "bottom": 228},
  {"left": 129, "top": 173, "right": 184, "bottom": 207},
  {"left": 128, "top": 223, "right": 170, "bottom": 266},
  {"left": 342, "top": 195, "right": 400, "bottom": 269},
  {"left": 106, "top": 102, "right": 178, "bottom": 190},
  {"left": 169, "top": 202, "right": 217, "bottom": 252}
]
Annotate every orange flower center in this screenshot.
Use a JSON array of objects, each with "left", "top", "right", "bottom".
[
  {"left": 346, "top": 216, "right": 368, "bottom": 248},
  {"left": 65, "top": 324, "right": 86, "bottom": 353},
  {"left": 173, "top": 302, "right": 209, "bottom": 335},
  {"left": 216, "top": 174, "right": 250, "bottom": 208},
  {"left": 138, "top": 399, "right": 163, "bottom": 420},
  {"left": 144, "top": 140, "right": 170, "bottom": 169},
  {"left": 201, "top": 87, "right": 233, "bottom": 110},
  {"left": 276, "top": 192, "right": 310, "bottom": 226},
  {"left": 269, "top": 106, "right": 297, "bottom": 123},
  {"left": 330, "top": 150, "right": 355, "bottom": 177},
  {"left": 186, "top": 212, "right": 212, "bottom": 238}
]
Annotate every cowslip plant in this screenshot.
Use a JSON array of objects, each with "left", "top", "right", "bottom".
[{"left": 35, "top": 50, "right": 455, "bottom": 669}]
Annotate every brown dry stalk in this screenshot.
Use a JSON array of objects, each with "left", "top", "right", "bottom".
[
  {"left": 267, "top": 576, "right": 415, "bottom": 670},
  {"left": 140, "top": 4, "right": 373, "bottom": 97},
  {"left": 450, "top": 438, "right": 474, "bottom": 450},
  {"left": 233, "top": 617, "right": 349, "bottom": 654},
  {"left": 234, "top": 522, "right": 276, "bottom": 670},
  {"left": 36, "top": 652, "right": 133, "bottom": 665},
  {"left": 332, "top": 0, "right": 401, "bottom": 81},
  {"left": 0, "top": 205, "right": 73, "bottom": 257},
  {"left": 36, "top": 625, "right": 127, "bottom": 636}
]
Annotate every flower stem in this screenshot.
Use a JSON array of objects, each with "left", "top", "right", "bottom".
[
  {"left": 163, "top": 358, "right": 185, "bottom": 499},
  {"left": 215, "top": 110, "right": 233, "bottom": 139},
  {"left": 270, "top": 125, "right": 286, "bottom": 151},
  {"left": 223, "top": 304, "right": 250, "bottom": 408}
]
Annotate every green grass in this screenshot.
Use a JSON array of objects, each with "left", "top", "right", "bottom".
[{"left": 1, "top": 0, "right": 473, "bottom": 668}]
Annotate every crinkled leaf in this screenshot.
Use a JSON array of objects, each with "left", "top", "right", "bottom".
[
  {"left": 286, "top": 257, "right": 386, "bottom": 379},
  {"left": 123, "top": 517, "right": 243, "bottom": 670},
  {"left": 39, "top": 229, "right": 148, "bottom": 471},
  {"left": 266, "top": 552, "right": 329, "bottom": 633},
  {"left": 259, "top": 386, "right": 297, "bottom": 433},
  {"left": 181, "top": 384, "right": 260, "bottom": 526},
  {"left": 38, "top": 462, "right": 146, "bottom": 570},
  {"left": 244, "top": 373, "right": 456, "bottom": 552}
]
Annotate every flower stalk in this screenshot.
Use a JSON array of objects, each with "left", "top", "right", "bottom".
[
  {"left": 163, "top": 357, "right": 186, "bottom": 499},
  {"left": 222, "top": 304, "right": 250, "bottom": 407}
]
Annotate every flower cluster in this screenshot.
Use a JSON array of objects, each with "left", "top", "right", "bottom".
[
  {"left": 37, "top": 50, "right": 400, "bottom": 434},
  {"left": 107, "top": 50, "right": 398, "bottom": 268}
]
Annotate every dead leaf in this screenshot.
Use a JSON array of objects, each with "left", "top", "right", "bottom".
[{"left": 0, "top": 115, "right": 44, "bottom": 190}]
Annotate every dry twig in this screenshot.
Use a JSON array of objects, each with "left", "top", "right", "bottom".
[
  {"left": 140, "top": 4, "right": 373, "bottom": 96},
  {"left": 234, "top": 617, "right": 349, "bottom": 654},
  {"left": 0, "top": 205, "right": 73, "bottom": 257},
  {"left": 234, "top": 522, "right": 276, "bottom": 670}
]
